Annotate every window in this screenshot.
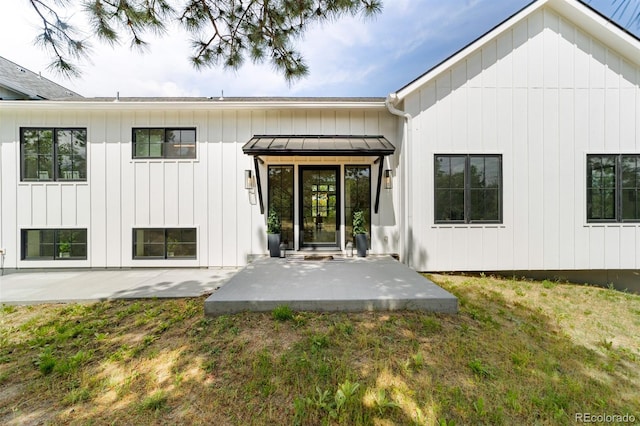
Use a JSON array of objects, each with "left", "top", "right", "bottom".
[
  {"left": 133, "top": 228, "right": 197, "bottom": 259},
  {"left": 268, "top": 166, "right": 294, "bottom": 249},
  {"left": 587, "top": 154, "right": 640, "bottom": 222},
  {"left": 345, "top": 166, "right": 371, "bottom": 241},
  {"left": 434, "top": 155, "right": 502, "bottom": 223},
  {"left": 22, "top": 229, "right": 87, "bottom": 260},
  {"left": 133, "top": 128, "right": 196, "bottom": 158},
  {"left": 21, "top": 128, "right": 87, "bottom": 181}
]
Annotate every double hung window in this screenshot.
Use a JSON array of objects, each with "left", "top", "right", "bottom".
[
  {"left": 434, "top": 155, "right": 502, "bottom": 224},
  {"left": 587, "top": 154, "right": 640, "bottom": 222},
  {"left": 21, "top": 128, "right": 87, "bottom": 181},
  {"left": 133, "top": 128, "right": 196, "bottom": 158}
]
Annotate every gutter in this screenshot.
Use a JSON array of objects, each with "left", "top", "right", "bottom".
[{"left": 385, "top": 93, "right": 414, "bottom": 268}]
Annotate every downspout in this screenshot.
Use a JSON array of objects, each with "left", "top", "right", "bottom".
[{"left": 385, "top": 93, "right": 413, "bottom": 268}]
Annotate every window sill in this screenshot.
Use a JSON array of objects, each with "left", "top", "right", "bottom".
[
  {"left": 130, "top": 158, "right": 199, "bottom": 163},
  {"left": 431, "top": 224, "right": 505, "bottom": 229},
  {"left": 18, "top": 181, "right": 88, "bottom": 186},
  {"left": 584, "top": 223, "right": 640, "bottom": 227}
]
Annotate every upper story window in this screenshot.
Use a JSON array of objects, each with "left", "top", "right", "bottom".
[
  {"left": 587, "top": 154, "right": 640, "bottom": 222},
  {"left": 21, "top": 128, "right": 87, "bottom": 181},
  {"left": 133, "top": 128, "right": 196, "bottom": 159},
  {"left": 434, "top": 154, "right": 502, "bottom": 224}
]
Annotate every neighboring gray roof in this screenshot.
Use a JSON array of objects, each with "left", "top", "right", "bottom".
[{"left": 0, "top": 56, "right": 83, "bottom": 100}]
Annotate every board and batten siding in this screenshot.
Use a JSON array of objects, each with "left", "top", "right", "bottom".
[
  {"left": 0, "top": 105, "right": 398, "bottom": 268},
  {"left": 405, "top": 6, "right": 640, "bottom": 272}
]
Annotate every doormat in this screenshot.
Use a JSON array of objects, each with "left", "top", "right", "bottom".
[{"left": 303, "top": 255, "right": 334, "bottom": 261}]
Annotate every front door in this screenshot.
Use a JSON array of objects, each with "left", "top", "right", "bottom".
[{"left": 300, "top": 167, "right": 340, "bottom": 248}]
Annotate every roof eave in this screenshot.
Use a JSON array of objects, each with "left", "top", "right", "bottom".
[{"left": 0, "top": 100, "right": 388, "bottom": 111}]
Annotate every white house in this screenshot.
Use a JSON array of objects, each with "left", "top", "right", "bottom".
[{"left": 1, "top": 0, "right": 639, "bottom": 288}]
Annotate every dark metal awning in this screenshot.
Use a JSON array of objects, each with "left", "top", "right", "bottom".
[{"left": 242, "top": 135, "right": 395, "bottom": 156}]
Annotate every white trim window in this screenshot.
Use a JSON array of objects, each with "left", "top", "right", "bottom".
[
  {"left": 132, "top": 128, "right": 196, "bottom": 159},
  {"left": 587, "top": 154, "right": 640, "bottom": 223},
  {"left": 20, "top": 128, "right": 87, "bottom": 181},
  {"left": 133, "top": 228, "right": 197, "bottom": 259},
  {"left": 434, "top": 154, "right": 503, "bottom": 224},
  {"left": 21, "top": 229, "right": 87, "bottom": 260}
]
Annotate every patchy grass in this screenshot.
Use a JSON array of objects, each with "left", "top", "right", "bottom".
[{"left": 0, "top": 275, "right": 639, "bottom": 425}]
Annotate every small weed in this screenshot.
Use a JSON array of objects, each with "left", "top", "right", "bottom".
[
  {"left": 309, "top": 333, "right": 329, "bottom": 352},
  {"left": 599, "top": 339, "right": 613, "bottom": 350},
  {"left": 372, "top": 389, "right": 398, "bottom": 414},
  {"left": 1, "top": 305, "right": 17, "bottom": 314},
  {"left": 404, "top": 352, "right": 425, "bottom": 373},
  {"left": 542, "top": 279, "right": 557, "bottom": 289},
  {"left": 469, "top": 359, "right": 494, "bottom": 379},
  {"left": 36, "top": 347, "right": 57, "bottom": 375},
  {"left": 64, "top": 387, "right": 91, "bottom": 405},
  {"left": 510, "top": 350, "right": 531, "bottom": 368},
  {"left": 473, "top": 397, "right": 487, "bottom": 416},
  {"left": 293, "top": 396, "right": 308, "bottom": 424},
  {"left": 421, "top": 316, "right": 442, "bottom": 334},
  {"left": 139, "top": 391, "right": 168, "bottom": 412},
  {"left": 505, "top": 389, "right": 521, "bottom": 411},
  {"left": 272, "top": 305, "right": 294, "bottom": 321},
  {"left": 308, "top": 386, "right": 332, "bottom": 411},
  {"left": 335, "top": 380, "right": 360, "bottom": 412}
]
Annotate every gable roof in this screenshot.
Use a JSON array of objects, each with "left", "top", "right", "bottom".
[
  {"left": 0, "top": 56, "right": 83, "bottom": 100},
  {"left": 391, "top": 0, "right": 640, "bottom": 102}
]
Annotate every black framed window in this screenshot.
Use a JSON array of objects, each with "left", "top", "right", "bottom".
[
  {"left": 21, "top": 229, "right": 87, "bottom": 260},
  {"left": 21, "top": 128, "right": 87, "bottom": 181},
  {"left": 587, "top": 154, "right": 640, "bottom": 222},
  {"left": 268, "top": 166, "right": 294, "bottom": 249},
  {"left": 133, "top": 128, "right": 196, "bottom": 159},
  {"left": 133, "top": 228, "right": 197, "bottom": 259},
  {"left": 345, "top": 166, "right": 371, "bottom": 241},
  {"left": 435, "top": 155, "right": 502, "bottom": 224}
]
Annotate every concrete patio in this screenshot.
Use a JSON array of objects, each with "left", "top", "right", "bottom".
[
  {"left": 0, "top": 268, "right": 238, "bottom": 304},
  {"left": 204, "top": 255, "right": 458, "bottom": 315}
]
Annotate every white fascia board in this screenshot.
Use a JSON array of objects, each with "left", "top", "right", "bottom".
[
  {"left": 550, "top": 0, "right": 640, "bottom": 64},
  {"left": 0, "top": 100, "right": 387, "bottom": 111},
  {"left": 392, "top": 0, "right": 640, "bottom": 102}
]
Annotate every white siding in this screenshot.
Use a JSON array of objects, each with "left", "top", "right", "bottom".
[
  {"left": 0, "top": 105, "right": 398, "bottom": 268},
  {"left": 405, "top": 6, "right": 640, "bottom": 272}
]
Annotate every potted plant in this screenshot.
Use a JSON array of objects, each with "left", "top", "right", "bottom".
[
  {"left": 167, "top": 237, "right": 178, "bottom": 257},
  {"left": 267, "top": 207, "right": 281, "bottom": 258},
  {"left": 352, "top": 210, "right": 367, "bottom": 257},
  {"left": 58, "top": 241, "right": 71, "bottom": 258}
]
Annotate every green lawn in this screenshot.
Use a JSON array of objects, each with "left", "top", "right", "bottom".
[{"left": 1, "top": 274, "right": 638, "bottom": 425}]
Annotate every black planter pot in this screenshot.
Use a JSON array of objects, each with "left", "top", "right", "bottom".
[
  {"left": 268, "top": 234, "right": 281, "bottom": 257},
  {"left": 355, "top": 233, "right": 367, "bottom": 257}
]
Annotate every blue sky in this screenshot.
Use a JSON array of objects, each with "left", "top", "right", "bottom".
[{"left": 0, "top": 0, "right": 637, "bottom": 97}]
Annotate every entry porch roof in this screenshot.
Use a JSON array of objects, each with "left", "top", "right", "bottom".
[{"left": 242, "top": 135, "right": 395, "bottom": 156}]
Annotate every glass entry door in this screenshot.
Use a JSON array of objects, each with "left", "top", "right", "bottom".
[{"left": 300, "top": 167, "right": 340, "bottom": 247}]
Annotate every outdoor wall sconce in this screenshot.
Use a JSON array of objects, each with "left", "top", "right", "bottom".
[
  {"left": 384, "top": 169, "right": 392, "bottom": 189},
  {"left": 244, "top": 169, "right": 253, "bottom": 189}
]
